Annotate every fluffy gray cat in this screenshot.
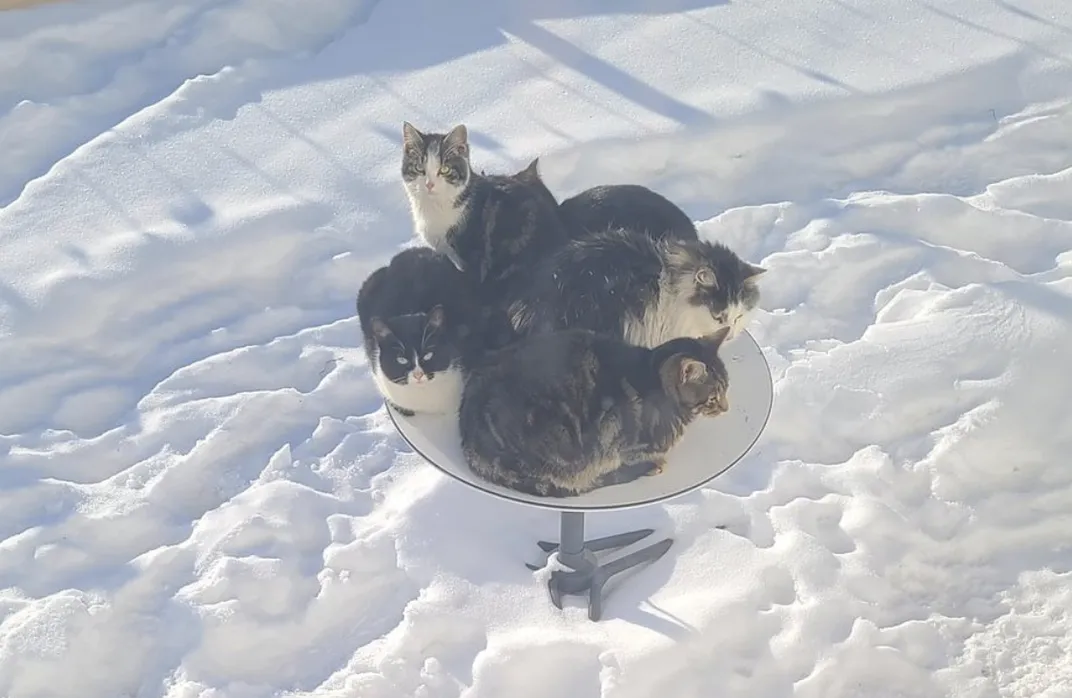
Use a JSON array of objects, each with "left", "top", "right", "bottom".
[{"left": 509, "top": 226, "right": 766, "bottom": 347}]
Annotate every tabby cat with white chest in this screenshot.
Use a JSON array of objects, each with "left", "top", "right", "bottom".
[
  {"left": 460, "top": 327, "right": 733, "bottom": 497},
  {"left": 400, "top": 122, "right": 570, "bottom": 298},
  {"left": 509, "top": 226, "right": 766, "bottom": 347},
  {"left": 357, "top": 247, "right": 513, "bottom": 416}
]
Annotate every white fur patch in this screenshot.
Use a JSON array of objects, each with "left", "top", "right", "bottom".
[
  {"left": 372, "top": 363, "right": 465, "bottom": 415},
  {"left": 623, "top": 268, "right": 751, "bottom": 348}
]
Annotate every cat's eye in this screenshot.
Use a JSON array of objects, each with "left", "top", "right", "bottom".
[
  {"left": 437, "top": 165, "right": 450, "bottom": 175},
  {"left": 396, "top": 356, "right": 408, "bottom": 364},
  {"left": 422, "top": 351, "right": 434, "bottom": 360}
]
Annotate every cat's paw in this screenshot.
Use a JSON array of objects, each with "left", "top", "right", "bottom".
[
  {"left": 645, "top": 459, "right": 666, "bottom": 476},
  {"left": 388, "top": 401, "right": 416, "bottom": 417}
]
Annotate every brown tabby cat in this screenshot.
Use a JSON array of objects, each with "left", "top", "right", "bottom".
[{"left": 459, "top": 327, "right": 733, "bottom": 497}]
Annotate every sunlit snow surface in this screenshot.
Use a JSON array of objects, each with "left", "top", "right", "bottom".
[{"left": 2, "top": 0, "right": 1072, "bottom": 696}]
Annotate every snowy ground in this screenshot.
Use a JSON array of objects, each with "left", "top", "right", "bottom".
[{"left": 2, "top": 0, "right": 1072, "bottom": 696}]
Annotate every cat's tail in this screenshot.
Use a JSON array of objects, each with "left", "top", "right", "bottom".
[
  {"left": 594, "top": 461, "right": 660, "bottom": 489},
  {"left": 480, "top": 468, "right": 579, "bottom": 499},
  {"left": 472, "top": 459, "right": 651, "bottom": 498},
  {"left": 462, "top": 438, "right": 575, "bottom": 498}
]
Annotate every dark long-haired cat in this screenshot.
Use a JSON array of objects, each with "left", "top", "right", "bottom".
[
  {"left": 509, "top": 227, "right": 766, "bottom": 347},
  {"left": 400, "top": 122, "right": 569, "bottom": 297},
  {"left": 483, "top": 157, "right": 560, "bottom": 211},
  {"left": 510, "top": 157, "right": 560, "bottom": 211},
  {"left": 559, "top": 184, "right": 698, "bottom": 242},
  {"left": 460, "top": 327, "right": 733, "bottom": 497},
  {"left": 357, "top": 247, "right": 514, "bottom": 416}
]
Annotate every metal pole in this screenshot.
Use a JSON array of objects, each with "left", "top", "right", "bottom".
[{"left": 558, "top": 511, "right": 585, "bottom": 558}]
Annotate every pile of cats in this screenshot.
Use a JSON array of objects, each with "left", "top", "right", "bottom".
[{"left": 356, "top": 122, "right": 767, "bottom": 497}]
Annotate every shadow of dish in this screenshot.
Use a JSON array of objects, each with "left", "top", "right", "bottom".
[{"left": 387, "top": 329, "right": 774, "bottom": 512}]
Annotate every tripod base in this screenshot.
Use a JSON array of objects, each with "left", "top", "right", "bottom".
[{"left": 527, "top": 511, "right": 673, "bottom": 621}]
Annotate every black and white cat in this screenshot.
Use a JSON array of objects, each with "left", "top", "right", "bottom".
[
  {"left": 460, "top": 327, "right": 733, "bottom": 497},
  {"left": 400, "top": 122, "right": 570, "bottom": 297},
  {"left": 509, "top": 226, "right": 766, "bottom": 347},
  {"left": 357, "top": 246, "right": 512, "bottom": 416},
  {"left": 559, "top": 183, "right": 698, "bottom": 242},
  {"left": 365, "top": 307, "right": 465, "bottom": 416}
]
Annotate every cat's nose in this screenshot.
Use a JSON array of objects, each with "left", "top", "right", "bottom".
[
  {"left": 412, "top": 369, "right": 427, "bottom": 382},
  {"left": 424, "top": 180, "right": 435, "bottom": 191}
]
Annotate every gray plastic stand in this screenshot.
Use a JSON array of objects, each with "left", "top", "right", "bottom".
[{"left": 526, "top": 510, "right": 674, "bottom": 621}]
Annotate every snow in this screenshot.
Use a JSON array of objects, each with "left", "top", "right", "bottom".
[{"left": 1, "top": 0, "right": 1072, "bottom": 695}]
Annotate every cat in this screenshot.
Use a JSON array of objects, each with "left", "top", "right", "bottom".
[
  {"left": 482, "top": 157, "right": 559, "bottom": 211},
  {"left": 400, "top": 122, "right": 570, "bottom": 298},
  {"left": 356, "top": 246, "right": 514, "bottom": 416},
  {"left": 459, "top": 326, "right": 733, "bottom": 497},
  {"left": 510, "top": 157, "right": 560, "bottom": 211},
  {"left": 559, "top": 183, "right": 698, "bottom": 242},
  {"left": 364, "top": 307, "right": 464, "bottom": 417},
  {"left": 508, "top": 226, "right": 766, "bottom": 347}
]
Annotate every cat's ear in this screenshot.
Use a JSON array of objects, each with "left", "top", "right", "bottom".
[
  {"left": 695, "top": 266, "right": 718, "bottom": 289},
  {"left": 705, "top": 325, "right": 732, "bottom": 350},
  {"left": 402, "top": 121, "right": 424, "bottom": 147},
  {"left": 678, "top": 356, "right": 709, "bottom": 384},
  {"left": 371, "top": 317, "right": 392, "bottom": 339},
  {"left": 443, "top": 124, "right": 469, "bottom": 158},
  {"left": 743, "top": 262, "right": 767, "bottom": 280},
  {"left": 426, "top": 305, "right": 446, "bottom": 331},
  {"left": 519, "top": 157, "right": 540, "bottom": 179}
]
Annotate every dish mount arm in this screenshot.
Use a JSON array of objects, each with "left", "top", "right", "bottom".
[{"left": 526, "top": 510, "right": 674, "bottom": 621}]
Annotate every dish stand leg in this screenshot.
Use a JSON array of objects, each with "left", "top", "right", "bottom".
[{"left": 526, "top": 510, "right": 673, "bottom": 621}]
